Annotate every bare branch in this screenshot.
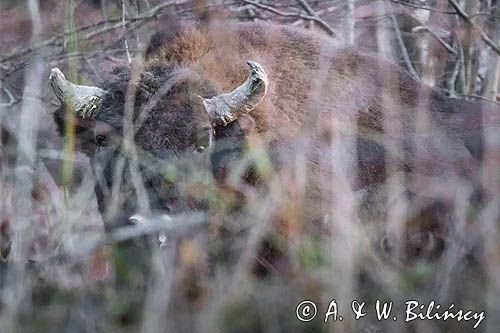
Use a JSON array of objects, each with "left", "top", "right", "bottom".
[
  {"left": 242, "top": 0, "right": 338, "bottom": 37},
  {"left": 0, "top": 86, "right": 16, "bottom": 108},
  {"left": 295, "top": 0, "right": 315, "bottom": 16},
  {"left": 446, "top": 40, "right": 462, "bottom": 94},
  {"left": 243, "top": 0, "right": 337, "bottom": 36},
  {"left": 86, "top": 0, "right": 182, "bottom": 38},
  {"left": 0, "top": 36, "right": 60, "bottom": 65},
  {"left": 295, "top": 0, "right": 338, "bottom": 37},
  {"left": 391, "top": 0, "right": 457, "bottom": 14},
  {"left": 448, "top": 0, "right": 500, "bottom": 56},
  {"left": 121, "top": 0, "right": 133, "bottom": 64},
  {"left": 0, "top": 0, "right": 181, "bottom": 67},
  {"left": 385, "top": 0, "right": 420, "bottom": 80},
  {"left": 412, "top": 26, "right": 458, "bottom": 56},
  {"left": 242, "top": 0, "right": 304, "bottom": 18}
]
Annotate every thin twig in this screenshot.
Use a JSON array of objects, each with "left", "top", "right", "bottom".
[
  {"left": 242, "top": 0, "right": 306, "bottom": 18},
  {"left": 391, "top": 0, "right": 457, "bottom": 14},
  {"left": 469, "top": 12, "right": 500, "bottom": 20}
]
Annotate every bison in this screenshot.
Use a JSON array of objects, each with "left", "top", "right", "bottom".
[{"left": 48, "top": 21, "right": 498, "bottom": 261}]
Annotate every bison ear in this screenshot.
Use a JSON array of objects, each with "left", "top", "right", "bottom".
[
  {"left": 201, "top": 60, "right": 268, "bottom": 127},
  {"left": 49, "top": 68, "right": 106, "bottom": 119}
]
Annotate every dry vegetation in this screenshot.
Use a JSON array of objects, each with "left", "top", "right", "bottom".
[{"left": 0, "top": 0, "right": 499, "bottom": 332}]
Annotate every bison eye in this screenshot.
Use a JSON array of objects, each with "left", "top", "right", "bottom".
[
  {"left": 95, "top": 134, "right": 108, "bottom": 147},
  {"left": 196, "top": 146, "right": 205, "bottom": 153}
]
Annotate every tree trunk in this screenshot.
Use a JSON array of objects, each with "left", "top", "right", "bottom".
[
  {"left": 458, "top": 0, "right": 480, "bottom": 95},
  {"left": 482, "top": 1, "right": 500, "bottom": 101}
]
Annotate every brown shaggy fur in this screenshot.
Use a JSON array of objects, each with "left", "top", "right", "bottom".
[
  {"left": 143, "top": 22, "right": 498, "bottom": 262},
  {"left": 54, "top": 21, "right": 499, "bottom": 261},
  {"left": 143, "top": 21, "right": 496, "bottom": 198}
]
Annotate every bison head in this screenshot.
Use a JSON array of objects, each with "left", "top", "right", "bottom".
[{"left": 49, "top": 61, "right": 268, "bottom": 230}]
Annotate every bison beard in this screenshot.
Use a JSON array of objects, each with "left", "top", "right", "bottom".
[{"left": 50, "top": 22, "right": 498, "bottom": 264}]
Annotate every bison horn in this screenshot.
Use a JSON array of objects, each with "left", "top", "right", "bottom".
[
  {"left": 49, "top": 68, "right": 106, "bottom": 119},
  {"left": 202, "top": 60, "right": 268, "bottom": 127}
]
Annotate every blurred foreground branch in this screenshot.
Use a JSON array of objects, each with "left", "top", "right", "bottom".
[{"left": 109, "top": 212, "right": 207, "bottom": 243}]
